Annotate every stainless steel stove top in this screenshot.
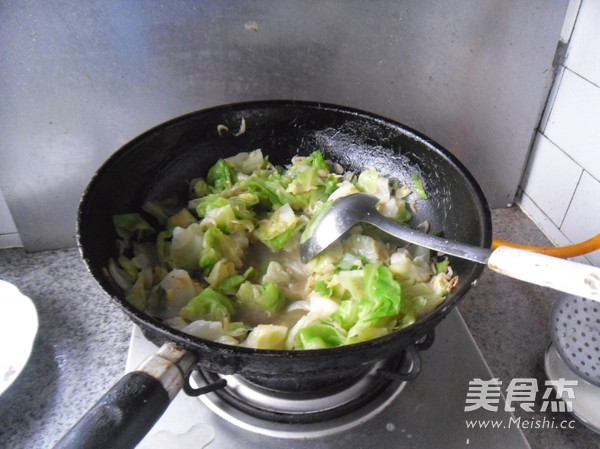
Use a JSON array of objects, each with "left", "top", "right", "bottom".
[{"left": 126, "top": 310, "right": 530, "bottom": 449}]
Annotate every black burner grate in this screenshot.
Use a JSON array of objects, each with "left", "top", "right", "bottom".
[{"left": 193, "top": 348, "right": 419, "bottom": 424}]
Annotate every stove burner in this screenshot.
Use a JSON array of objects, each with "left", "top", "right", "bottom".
[{"left": 189, "top": 348, "right": 420, "bottom": 438}]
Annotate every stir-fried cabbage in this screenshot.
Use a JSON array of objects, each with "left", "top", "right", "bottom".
[{"left": 108, "top": 149, "right": 457, "bottom": 350}]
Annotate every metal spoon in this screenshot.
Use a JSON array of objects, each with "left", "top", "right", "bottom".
[{"left": 300, "top": 193, "right": 600, "bottom": 302}]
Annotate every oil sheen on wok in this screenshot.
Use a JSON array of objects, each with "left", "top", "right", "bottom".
[{"left": 107, "top": 149, "right": 458, "bottom": 350}]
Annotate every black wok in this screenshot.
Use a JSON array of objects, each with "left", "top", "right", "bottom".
[{"left": 57, "top": 101, "right": 491, "bottom": 448}]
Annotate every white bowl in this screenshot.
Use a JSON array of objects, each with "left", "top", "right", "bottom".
[{"left": 0, "top": 280, "right": 39, "bottom": 395}]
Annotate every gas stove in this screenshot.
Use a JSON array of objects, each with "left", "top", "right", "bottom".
[{"left": 126, "top": 309, "right": 529, "bottom": 448}]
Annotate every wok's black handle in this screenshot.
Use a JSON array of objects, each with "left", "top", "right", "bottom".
[
  {"left": 53, "top": 371, "right": 169, "bottom": 449},
  {"left": 54, "top": 342, "right": 198, "bottom": 449}
]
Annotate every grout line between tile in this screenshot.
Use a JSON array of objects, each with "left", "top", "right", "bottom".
[
  {"left": 558, "top": 169, "right": 584, "bottom": 229},
  {"left": 564, "top": 65, "right": 600, "bottom": 89},
  {"left": 539, "top": 130, "right": 593, "bottom": 174}
]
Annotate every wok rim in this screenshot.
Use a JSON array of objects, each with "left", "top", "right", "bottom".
[{"left": 77, "top": 99, "right": 492, "bottom": 361}]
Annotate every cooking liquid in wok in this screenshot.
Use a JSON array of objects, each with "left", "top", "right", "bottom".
[{"left": 233, "top": 243, "right": 309, "bottom": 328}]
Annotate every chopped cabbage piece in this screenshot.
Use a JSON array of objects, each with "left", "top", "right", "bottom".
[
  {"left": 168, "top": 224, "right": 204, "bottom": 272},
  {"left": 327, "top": 180, "right": 360, "bottom": 203},
  {"left": 262, "top": 261, "right": 291, "bottom": 287},
  {"left": 347, "top": 321, "right": 390, "bottom": 344},
  {"left": 295, "top": 322, "right": 346, "bottom": 349},
  {"left": 329, "top": 299, "right": 359, "bottom": 331},
  {"left": 205, "top": 259, "right": 237, "bottom": 288},
  {"left": 179, "top": 287, "right": 234, "bottom": 322},
  {"left": 389, "top": 249, "right": 433, "bottom": 282},
  {"left": 411, "top": 174, "right": 428, "bottom": 199},
  {"left": 126, "top": 271, "right": 148, "bottom": 310},
  {"left": 224, "top": 149, "right": 265, "bottom": 175},
  {"left": 254, "top": 203, "right": 301, "bottom": 251},
  {"left": 285, "top": 294, "right": 340, "bottom": 349},
  {"left": 182, "top": 320, "right": 228, "bottom": 340},
  {"left": 356, "top": 168, "right": 390, "bottom": 202},
  {"left": 236, "top": 281, "right": 287, "bottom": 313},
  {"left": 113, "top": 213, "right": 155, "bottom": 245},
  {"left": 142, "top": 197, "right": 181, "bottom": 225},
  {"left": 343, "top": 234, "right": 386, "bottom": 264},
  {"left": 207, "top": 159, "right": 235, "bottom": 191},
  {"left": 358, "top": 263, "right": 402, "bottom": 322},
  {"left": 200, "top": 225, "right": 244, "bottom": 272},
  {"left": 158, "top": 269, "right": 198, "bottom": 318},
  {"left": 242, "top": 324, "right": 288, "bottom": 349}
]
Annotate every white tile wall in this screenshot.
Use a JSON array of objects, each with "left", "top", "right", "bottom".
[
  {"left": 561, "top": 171, "right": 600, "bottom": 245},
  {"left": 544, "top": 69, "right": 600, "bottom": 181},
  {"left": 519, "top": 0, "right": 600, "bottom": 267},
  {"left": 565, "top": 0, "right": 600, "bottom": 86},
  {"left": 520, "top": 133, "right": 582, "bottom": 226}
]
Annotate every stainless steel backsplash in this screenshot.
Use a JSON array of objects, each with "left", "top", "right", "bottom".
[{"left": 0, "top": 0, "right": 568, "bottom": 250}]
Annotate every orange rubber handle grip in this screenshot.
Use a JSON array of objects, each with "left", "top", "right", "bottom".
[{"left": 491, "top": 233, "right": 600, "bottom": 259}]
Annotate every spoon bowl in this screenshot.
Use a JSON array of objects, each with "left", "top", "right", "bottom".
[{"left": 300, "top": 193, "right": 491, "bottom": 264}]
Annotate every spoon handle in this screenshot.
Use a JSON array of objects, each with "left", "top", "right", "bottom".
[
  {"left": 368, "top": 212, "right": 600, "bottom": 301},
  {"left": 365, "top": 212, "right": 492, "bottom": 263},
  {"left": 487, "top": 246, "right": 600, "bottom": 302}
]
